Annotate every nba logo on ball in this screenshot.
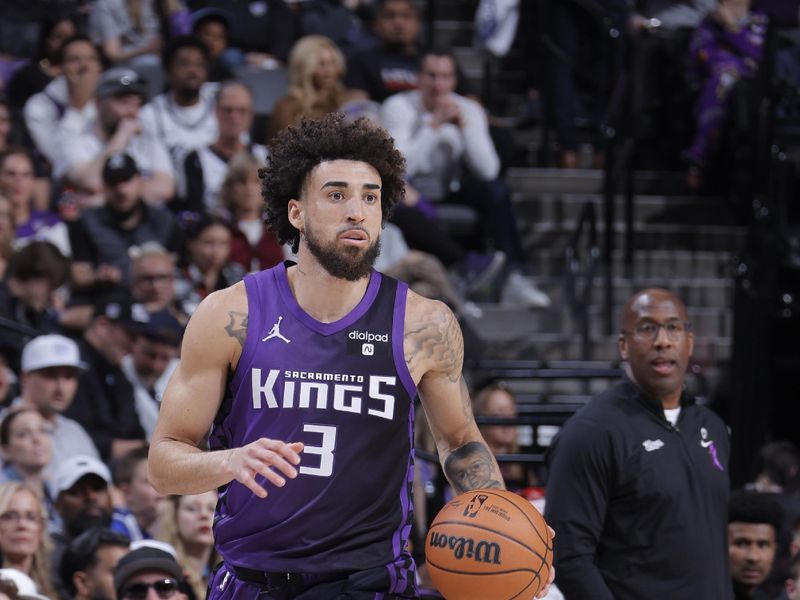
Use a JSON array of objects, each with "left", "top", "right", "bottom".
[
  {"left": 425, "top": 489, "right": 553, "bottom": 600},
  {"left": 362, "top": 343, "right": 374, "bottom": 356}
]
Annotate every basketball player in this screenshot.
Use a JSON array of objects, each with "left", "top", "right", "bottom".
[{"left": 149, "top": 113, "right": 554, "bottom": 599}]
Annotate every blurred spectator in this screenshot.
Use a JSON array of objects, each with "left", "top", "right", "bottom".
[
  {"left": 113, "top": 545, "right": 191, "bottom": 600},
  {"left": 190, "top": 9, "right": 236, "bottom": 82},
  {"left": 120, "top": 311, "right": 182, "bottom": 440},
  {"left": 138, "top": 36, "right": 218, "bottom": 174},
  {"left": 69, "top": 293, "right": 148, "bottom": 461},
  {"left": 0, "top": 408, "right": 54, "bottom": 520},
  {"left": 788, "top": 554, "right": 800, "bottom": 600},
  {"left": 0, "top": 196, "right": 14, "bottom": 280},
  {"left": 728, "top": 489, "right": 782, "bottom": 600},
  {"left": 0, "top": 242, "right": 70, "bottom": 334},
  {"left": 374, "top": 223, "right": 483, "bottom": 319},
  {"left": 17, "top": 335, "right": 98, "bottom": 463},
  {"left": 68, "top": 153, "right": 183, "bottom": 292},
  {"left": 6, "top": 17, "right": 77, "bottom": 112},
  {"left": 55, "top": 67, "right": 175, "bottom": 206},
  {"left": 684, "top": 0, "right": 768, "bottom": 188},
  {"left": 178, "top": 81, "right": 266, "bottom": 212},
  {"left": 88, "top": 0, "right": 164, "bottom": 66},
  {"left": 58, "top": 527, "right": 130, "bottom": 600},
  {"left": 50, "top": 456, "right": 114, "bottom": 587},
  {"left": 219, "top": 152, "right": 284, "bottom": 273},
  {"left": 381, "top": 50, "right": 550, "bottom": 308},
  {"left": 188, "top": 0, "right": 300, "bottom": 67},
  {"left": 346, "top": 0, "right": 473, "bottom": 104},
  {"left": 750, "top": 441, "right": 800, "bottom": 495},
  {"left": 0, "top": 149, "right": 67, "bottom": 254},
  {"left": 472, "top": 382, "right": 538, "bottom": 491},
  {"left": 0, "top": 482, "right": 55, "bottom": 599},
  {"left": 23, "top": 35, "right": 102, "bottom": 169},
  {"left": 632, "top": 0, "right": 716, "bottom": 30},
  {"left": 155, "top": 492, "right": 218, "bottom": 600},
  {"left": 0, "top": 575, "right": 20, "bottom": 600},
  {"left": 0, "top": 103, "right": 12, "bottom": 154},
  {"left": 543, "top": 0, "right": 628, "bottom": 168},
  {"left": 265, "top": 35, "right": 349, "bottom": 142},
  {"left": 130, "top": 243, "right": 189, "bottom": 324},
  {"left": 174, "top": 214, "right": 245, "bottom": 314},
  {"left": 111, "top": 446, "right": 164, "bottom": 541}
]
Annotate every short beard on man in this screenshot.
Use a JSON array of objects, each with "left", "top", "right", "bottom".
[{"left": 304, "top": 225, "right": 381, "bottom": 281}]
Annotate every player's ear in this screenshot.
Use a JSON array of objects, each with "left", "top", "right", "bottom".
[{"left": 288, "top": 199, "right": 303, "bottom": 232}]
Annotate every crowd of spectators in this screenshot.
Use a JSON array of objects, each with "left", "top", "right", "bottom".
[{"left": 0, "top": 0, "right": 797, "bottom": 598}]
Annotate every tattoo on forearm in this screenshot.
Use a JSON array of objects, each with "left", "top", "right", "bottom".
[
  {"left": 406, "top": 305, "right": 463, "bottom": 380},
  {"left": 224, "top": 311, "right": 248, "bottom": 347},
  {"left": 444, "top": 441, "right": 503, "bottom": 494}
]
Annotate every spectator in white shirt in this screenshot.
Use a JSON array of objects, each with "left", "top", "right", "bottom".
[{"left": 54, "top": 67, "right": 175, "bottom": 207}]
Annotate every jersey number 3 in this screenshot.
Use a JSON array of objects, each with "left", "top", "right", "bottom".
[{"left": 299, "top": 424, "right": 336, "bottom": 477}]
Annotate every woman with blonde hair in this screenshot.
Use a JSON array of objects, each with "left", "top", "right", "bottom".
[
  {"left": 265, "top": 35, "right": 349, "bottom": 141},
  {"left": 155, "top": 491, "right": 219, "bottom": 600},
  {"left": 219, "top": 152, "right": 284, "bottom": 273},
  {"left": 0, "top": 482, "right": 55, "bottom": 599}
]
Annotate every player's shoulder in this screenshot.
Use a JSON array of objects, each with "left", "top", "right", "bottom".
[
  {"left": 185, "top": 281, "right": 248, "bottom": 332},
  {"left": 404, "top": 289, "right": 456, "bottom": 333}
]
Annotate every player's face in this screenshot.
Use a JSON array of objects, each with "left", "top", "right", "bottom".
[
  {"left": 728, "top": 522, "right": 776, "bottom": 588},
  {"left": 291, "top": 159, "right": 382, "bottom": 281},
  {"left": 618, "top": 291, "right": 693, "bottom": 403}
]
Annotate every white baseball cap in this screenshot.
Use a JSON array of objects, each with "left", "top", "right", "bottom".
[
  {"left": 50, "top": 455, "right": 111, "bottom": 497},
  {"left": 0, "top": 568, "right": 50, "bottom": 600},
  {"left": 21, "top": 335, "right": 88, "bottom": 373}
]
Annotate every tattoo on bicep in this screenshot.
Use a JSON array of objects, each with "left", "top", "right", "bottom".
[
  {"left": 443, "top": 441, "right": 503, "bottom": 494},
  {"left": 224, "top": 311, "right": 248, "bottom": 347},
  {"left": 406, "top": 305, "right": 463, "bottom": 381}
]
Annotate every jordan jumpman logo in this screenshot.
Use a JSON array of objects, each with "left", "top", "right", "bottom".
[{"left": 262, "top": 316, "right": 291, "bottom": 343}]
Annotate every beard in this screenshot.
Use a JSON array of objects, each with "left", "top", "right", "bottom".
[
  {"left": 304, "top": 224, "right": 381, "bottom": 281},
  {"left": 66, "top": 511, "right": 111, "bottom": 538}
]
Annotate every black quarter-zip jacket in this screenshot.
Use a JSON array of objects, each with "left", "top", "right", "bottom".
[{"left": 544, "top": 379, "right": 733, "bottom": 600}]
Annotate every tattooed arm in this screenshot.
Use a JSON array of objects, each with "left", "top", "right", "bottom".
[
  {"left": 406, "top": 292, "right": 505, "bottom": 494},
  {"left": 149, "top": 283, "right": 303, "bottom": 496}
]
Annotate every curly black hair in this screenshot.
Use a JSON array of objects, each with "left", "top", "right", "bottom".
[{"left": 260, "top": 112, "right": 406, "bottom": 252}]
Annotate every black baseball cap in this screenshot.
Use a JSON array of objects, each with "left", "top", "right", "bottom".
[
  {"left": 114, "top": 547, "right": 185, "bottom": 598},
  {"left": 96, "top": 67, "right": 147, "bottom": 98},
  {"left": 102, "top": 153, "right": 139, "bottom": 184},
  {"left": 140, "top": 310, "right": 184, "bottom": 348}
]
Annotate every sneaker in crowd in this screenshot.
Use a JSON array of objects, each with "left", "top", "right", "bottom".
[
  {"left": 464, "top": 251, "right": 507, "bottom": 295},
  {"left": 500, "top": 271, "right": 551, "bottom": 308},
  {"left": 461, "top": 301, "right": 484, "bottom": 319}
]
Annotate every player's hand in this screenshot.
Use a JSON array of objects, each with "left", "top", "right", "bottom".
[
  {"left": 224, "top": 438, "right": 304, "bottom": 498},
  {"left": 534, "top": 526, "right": 556, "bottom": 598}
]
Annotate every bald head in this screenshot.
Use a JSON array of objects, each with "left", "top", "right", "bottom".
[
  {"left": 621, "top": 288, "right": 689, "bottom": 331},
  {"left": 618, "top": 288, "right": 694, "bottom": 408}
]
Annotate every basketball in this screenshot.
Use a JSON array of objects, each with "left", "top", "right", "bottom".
[{"left": 425, "top": 489, "right": 553, "bottom": 600}]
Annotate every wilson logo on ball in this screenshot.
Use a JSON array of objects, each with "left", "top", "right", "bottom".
[{"left": 428, "top": 533, "right": 502, "bottom": 565}]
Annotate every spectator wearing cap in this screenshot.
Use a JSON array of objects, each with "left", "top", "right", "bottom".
[
  {"left": 0, "top": 150, "right": 70, "bottom": 257},
  {"left": 54, "top": 67, "right": 174, "bottom": 207},
  {"left": 120, "top": 310, "right": 182, "bottom": 440},
  {"left": 138, "top": 37, "right": 218, "bottom": 180},
  {"left": 68, "top": 153, "right": 183, "bottom": 293},
  {"left": 176, "top": 81, "right": 267, "bottom": 213},
  {"left": 23, "top": 35, "right": 102, "bottom": 168},
  {"left": 14, "top": 335, "right": 99, "bottom": 464},
  {"left": 0, "top": 567, "right": 50, "bottom": 600},
  {"left": 50, "top": 456, "right": 115, "bottom": 592},
  {"left": 0, "top": 483, "right": 55, "bottom": 599},
  {"left": 68, "top": 293, "right": 148, "bottom": 461},
  {"left": 110, "top": 446, "right": 164, "bottom": 542},
  {"left": 114, "top": 546, "right": 190, "bottom": 600},
  {"left": 59, "top": 527, "right": 130, "bottom": 600},
  {"left": 0, "top": 241, "right": 70, "bottom": 334}
]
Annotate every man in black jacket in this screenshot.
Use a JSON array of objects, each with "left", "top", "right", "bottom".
[{"left": 545, "top": 288, "right": 732, "bottom": 599}]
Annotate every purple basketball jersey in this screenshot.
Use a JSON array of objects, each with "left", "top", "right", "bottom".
[{"left": 210, "top": 262, "right": 417, "bottom": 595}]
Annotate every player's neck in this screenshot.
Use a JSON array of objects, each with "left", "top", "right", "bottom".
[{"left": 287, "top": 257, "right": 371, "bottom": 324}]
